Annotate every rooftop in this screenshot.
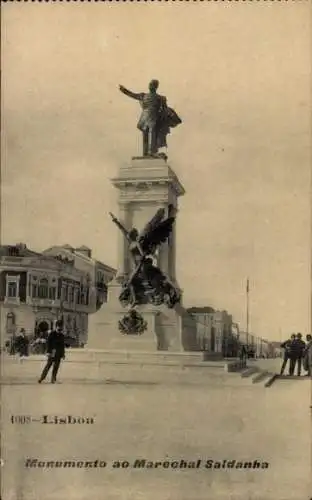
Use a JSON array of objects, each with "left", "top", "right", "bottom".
[
  {"left": 187, "top": 306, "right": 216, "bottom": 314},
  {"left": 0, "top": 244, "right": 40, "bottom": 258}
]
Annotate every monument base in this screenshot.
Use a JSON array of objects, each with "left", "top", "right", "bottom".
[{"left": 87, "top": 280, "right": 183, "bottom": 352}]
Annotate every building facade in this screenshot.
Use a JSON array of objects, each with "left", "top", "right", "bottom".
[
  {"left": 181, "top": 304, "right": 279, "bottom": 358},
  {"left": 42, "top": 245, "right": 116, "bottom": 315},
  {"left": 235, "top": 331, "right": 278, "bottom": 358},
  {"left": 0, "top": 243, "right": 115, "bottom": 346},
  {"left": 182, "top": 306, "right": 236, "bottom": 356}
]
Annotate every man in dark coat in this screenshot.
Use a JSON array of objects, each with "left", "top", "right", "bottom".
[
  {"left": 289, "top": 333, "right": 306, "bottom": 376},
  {"left": 280, "top": 334, "right": 296, "bottom": 375},
  {"left": 16, "top": 328, "right": 30, "bottom": 359},
  {"left": 38, "top": 320, "right": 65, "bottom": 384},
  {"left": 303, "top": 334, "right": 312, "bottom": 376},
  {"left": 238, "top": 344, "right": 248, "bottom": 368}
]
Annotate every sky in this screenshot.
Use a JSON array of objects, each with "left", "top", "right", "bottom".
[{"left": 1, "top": 2, "right": 311, "bottom": 340}]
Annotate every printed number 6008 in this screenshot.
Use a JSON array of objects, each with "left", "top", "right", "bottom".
[{"left": 10, "top": 415, "right": 32, "bottom": 424}]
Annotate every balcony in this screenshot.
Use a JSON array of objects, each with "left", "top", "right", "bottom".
[
  {"left": 0, "top": 257, "right": 24, "bottom": 265},
  {"left": 74, "top": 302, "right": 92, "bottom": 313},
  {"left": 26, "top": 297, "right": 61, "bottom": 308},
  {"left": 3, "top": 296, "right": 20, "bottom": 306}
]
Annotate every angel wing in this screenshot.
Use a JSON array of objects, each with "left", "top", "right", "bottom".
[
  {"left": 139, "top": 216, "right": 175, "bottom": 255},
  {"left": 139, "top": 208, "right": 166, "bottom": 240}
]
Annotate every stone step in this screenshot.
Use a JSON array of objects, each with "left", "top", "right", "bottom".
[
  {"left": 4, "top": 350, "right": 228, "bottom": 368},
  {"left": 265, "top": 373, "right": 311, "bottom": 388},
  {"left": 274, "top": 374, "right": 311, "bottom": 382},
  {"left": 252, "top": 370, "right": 270, "bottom": 384},
  {"left": 264, "top": 373, "right": 279, "bottom": 387},
  {"left": 1, "top": 357, "right": 227, "bottom": 378},
  {"left": 224, "top": 360, "right": 247, "bottom": 373},
  {"left": 241, "top": 366, "right": 259, "bottom": 378},
  {"left": 1, "top": 357, "right": 259, "bottom": 388},
  {"left": 1, "top": 371, "right": 256, "bottom": 388},
  {"left": 70, "top": 349, "right": 206, "bottom": 365}
]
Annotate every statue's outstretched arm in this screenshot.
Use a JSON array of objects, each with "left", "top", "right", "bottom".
[
  {"left": 109, "top": 212, "right": 130, "bottom": 241},
  {"left": 119, "top": 85, "right": 143, "bottom": 101}
]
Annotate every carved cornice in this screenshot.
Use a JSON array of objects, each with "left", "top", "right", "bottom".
[
  {"left": 112, "top": 179, "right": 167, "bottom": 189},
  {"left": 113, "top": 184, "right": 184, "bottom": 205},
  {"left": 111, "top": 172, "right": 185, "bottom": 198},
  {"left": 119, "top": 194, "right": 170, "bottom": 204}
]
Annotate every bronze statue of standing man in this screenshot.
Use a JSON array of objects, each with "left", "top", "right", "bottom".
[{"left": 119, "top": 80, "right": 182, "bottom": 158}]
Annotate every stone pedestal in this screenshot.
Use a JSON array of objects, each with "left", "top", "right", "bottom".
[{"left": 88, "top": 157, "right": 185, "bottom": 351}]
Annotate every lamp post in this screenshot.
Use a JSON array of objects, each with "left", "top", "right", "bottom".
[
  {"left": 57, "top": 263, "right": 65, "bottom": 326},
  {"left": 246, "top": 278, "right": 250, "bottom": 347}
]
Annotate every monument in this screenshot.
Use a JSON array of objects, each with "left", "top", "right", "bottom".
[{"left": 88, "top": 80, "right": 186, "bottom": 351}]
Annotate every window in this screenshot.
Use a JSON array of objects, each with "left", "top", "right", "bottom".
[
  {"left": 8, "top": 246, "right": 19, "bottom": 257},
  {"left": 68, "top": 285, "right": 74, "bottom": 304},
  {"left": 6, "top": 312, "right": 15, "bottom": 332},
  {"left": 80, "top": 286, "right": 86, "bottom": 305},
  {"left": 63, "top": 283, "right": 69, "bottom": 301},
  {"left": 57, "top": 279, "right": 62, "bottom": 299},
  {"left": 7, "top": 281, "right": 17, "bottom": 298},
  {"left": 49, "top": 287, "right": 56, "bottom": 300},
  {"left": 30, "top": 276, "right": 38, "bottom": 298},
  {"left": 66, "top": 315, "right": 71, "bottom": 329},
  {"left": 38, "top": 278, "right": 49, "bottom": 299}
]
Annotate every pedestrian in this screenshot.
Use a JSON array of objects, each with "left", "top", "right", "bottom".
[
  {"left": 4, "top": 340, "right": 10, "bottom": 353},
  {"left": 16, "top": 329, "right": 29, "bottom": 361},
  {"left": 303, "top": 334, "right": 312, "bottom": 376},
  {"left": 280, "top": 334, "right": 295, "bottom": 375},
  {"left": 289, "top": 333, "right": 306, "bottom": 376},
  {"left": 38, "top": 320, "right": 65, "bottom": 384},
  {"left": 9, "top": 336, "right": 16, "bottom": 355},
  {"left": 238, "top": 344, "right": 248, "bottom": 368}
]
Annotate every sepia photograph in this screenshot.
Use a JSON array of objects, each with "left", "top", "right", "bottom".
[{"left": 1, "top": 2, "right": 311, "bottom": 499}]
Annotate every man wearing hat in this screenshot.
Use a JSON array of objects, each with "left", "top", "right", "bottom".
[
  {"left": 303, "top": 334, "right": 312, "bottom": 376},
  {"left": 289, "top": 333, "right": 306, "bottom": 376},
  {"left": 38, "top": 320, "right": 65, "bottom": 384}
]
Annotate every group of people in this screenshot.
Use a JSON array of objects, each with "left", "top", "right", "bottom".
[
  {"left": 4, "top": 321, "right": 66, "bottom": 383},
  {"left": 4, "top": 328, "right": 30, "bottom": 359},
  {"left": 5, "top": 328, "right": 49, "bottom": 357},
  {"left": 280, "top": 333, "right": 312, "bottom": 376}
]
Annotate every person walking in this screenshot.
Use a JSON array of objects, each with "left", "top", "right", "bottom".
[
  {"left": 303, "top": 334, "right": 312, "bottom": 376},
  {"left": 280, "top": 334, "right": 295, "bottom": 375},
  {"left": 289, "top": 333, "right": 306, "bottom": 376},
  {"left": 38, "top": 320, "right": 65, "bottom": 384}
]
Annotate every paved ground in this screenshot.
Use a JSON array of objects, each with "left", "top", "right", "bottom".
[
  {"left": 252, "top": 357, "right": 286, "bottom": 374},
  {"left": 1, "top": 357, "right": 311, "bottom": 500}
]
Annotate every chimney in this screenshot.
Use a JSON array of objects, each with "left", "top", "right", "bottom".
[{"left": 75, "top": 246, "right": 92, "bottom": 259}]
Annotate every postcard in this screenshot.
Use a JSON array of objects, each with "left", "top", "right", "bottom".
[{"left": 1, "top": 1, "right": 311, "bottom": 499}]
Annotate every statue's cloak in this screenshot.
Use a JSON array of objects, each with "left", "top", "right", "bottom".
[{"left": 156, "top": 107, "right": 182, "bottom": 149}]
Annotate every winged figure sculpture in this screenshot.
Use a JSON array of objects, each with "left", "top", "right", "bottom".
[{"left": 109, "top": 205, "right": 181, "bottom": 311}]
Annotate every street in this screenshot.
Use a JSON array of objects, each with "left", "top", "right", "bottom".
[{"left": 1, "top": 356, "right": 311, "bottom": 500}]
